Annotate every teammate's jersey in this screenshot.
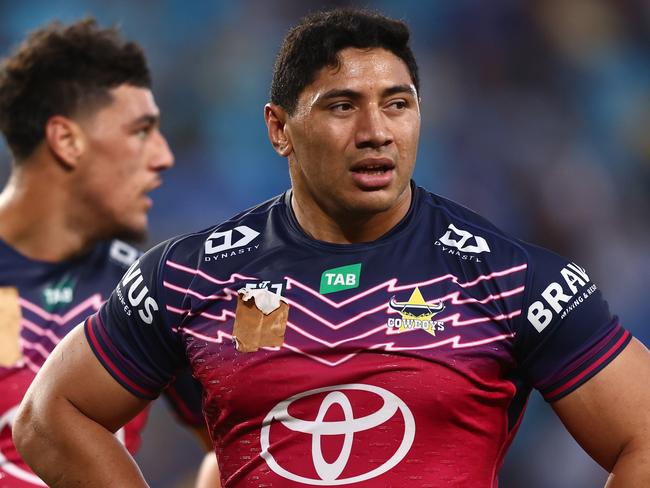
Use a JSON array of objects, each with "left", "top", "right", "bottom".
[
  {"left": 0, "top": 239, "right": 203, "bottom": 487},
  {"left": 88, "top": 184, "right": 630, "bottom": 487}
]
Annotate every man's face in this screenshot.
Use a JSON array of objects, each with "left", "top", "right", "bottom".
[
  {"left": 76, "top": 84, "right": 174, "bottom": 241},
  {"left": 284, "top": 47, "right": 420, "bottom": 218}
]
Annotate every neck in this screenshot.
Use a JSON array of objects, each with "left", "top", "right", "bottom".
[
  {"left": 0, "top": 161, "right": 97, "bottom": 262},
  {"left": 291, "top": 186, "right": 412, "bottom": 244}
]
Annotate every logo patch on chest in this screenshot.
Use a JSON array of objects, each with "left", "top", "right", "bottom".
[
  {"left": 386, "top": 287, "right": 445, "bottom": 336},
  {"left": 319, "top": 263, "right": 361, "bottom": 295},
  {"left": 42, "top": 275, "right": 75, "bottom": 310}
]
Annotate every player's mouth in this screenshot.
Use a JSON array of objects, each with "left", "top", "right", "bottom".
[
  {"left": 143, "top": 179, "right": 162, "bottom": 208},
  {"left": 350, "top": 158, "right": 395, "bottom": 189}
]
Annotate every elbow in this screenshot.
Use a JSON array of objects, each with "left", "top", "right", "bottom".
[{"left": 13, "top": 398, "right": 44, "bottom": 466}]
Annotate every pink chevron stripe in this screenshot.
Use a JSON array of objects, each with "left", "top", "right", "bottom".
[
  {"left": 182, "top": 327, "right": 232, "bottom": 344},
  {"left": 19, "top": 294, "right": 103, "bottom": 324},
  {"left": 21, "top": 319, "right": 63, "bottom": 346},
  {"left": 19, "top": 338, "right": 51, "bottom": 362},
  {"left": 168, "top": 295, "right": 520, "bottom": 341},
  {"left": 161, "top": 270, "right": 525, "bottom": 331},
  {"left": 165, "top": 260, "right": 256, "bottom": 284},
  {"left": 177, "top": 320, "right": 514, "bottom": 367},
  {"left": 21, "top": 354, "right": 41, "bottom": 374},
  {"left": 282, "top": 331, "right": 514, "bottom": 367},
  {"left": 181, "top": 327, "right": 281, "bottom": 353},
  {"left": 166, "top": 305, "right": 234, "bottom": 322},
  {"left": 283, "top": 307, "right": 520, "bottom": 347},
  {"left": 285, "top": 263, "right": 527, "bottom": 307},
  {"left": 273, "top": 285, "right": 525, "bottom": 330},
  {"left": 381, "top": 332, "right": 515, "bottom": 352},
  {"left": 444, "top": 309, "right": 521, "bottom": 327},
  {"left": 163, "top": 281, "right": 235, "bottom": 301},
  {"left": 282, "top": 343, "right": 360, "bottom": 367},
  {"left": 444, "top": 286, "right": 525, "bottom": 305},
  {"left": 285, "top": 321, "right": 389, "bottom": 348}
]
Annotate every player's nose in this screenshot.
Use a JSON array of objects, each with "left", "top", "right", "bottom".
[
  {"left": 151, "top": 130, "right": 174, "bottom": 170},
  {"left": 354, "top": 105, "right": 392, "bottom": 150}
]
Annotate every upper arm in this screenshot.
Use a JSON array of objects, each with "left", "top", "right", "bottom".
[
  {"left": 552, "top": 338, "right": 650, "bottom": 471},
  {"left": 21, "top": 323, "right": 149, "bottom": 433}
]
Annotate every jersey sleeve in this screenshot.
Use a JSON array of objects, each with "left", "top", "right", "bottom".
[
  {"left": 514, "top": 244, "right": 631, "bottom": 402},
  {"left": 162, "top": 368, "right": 205, "bottom": 427},
  {"left": 85, "top": 239, "right": 188, "bottom": 400}
]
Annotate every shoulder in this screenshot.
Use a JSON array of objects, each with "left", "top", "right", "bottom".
[
  {"left": 417, "top": 186, "right": 591, "bottom": 323},
  {"left": 138, "top": 192, "right": 287, "bottom": 274},
  {"left": 416, "top": 186, "right": 533, "bottom": 265}
]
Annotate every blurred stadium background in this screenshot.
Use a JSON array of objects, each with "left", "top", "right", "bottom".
[{"left": 1, "top": 1, "right": 648, "bottom": 486}]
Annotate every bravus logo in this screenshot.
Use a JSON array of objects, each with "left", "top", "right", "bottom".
[
  {"left": 527, "top": 262, "right": 595, "bottom": 333},
  {"left": 119, "top": 261, "right": 159, "bottom": 325}
]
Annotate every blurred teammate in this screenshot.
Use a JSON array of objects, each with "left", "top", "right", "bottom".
[
  {"left": 0, "top": 19, "right": 212, "bottom": 486},
  {"left": 14, "top": 9, "right": 650, "bottom": 487}
]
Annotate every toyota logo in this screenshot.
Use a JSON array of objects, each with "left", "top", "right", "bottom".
[{"left": 260, "top": 383, "right": 415, "bottom": 485}]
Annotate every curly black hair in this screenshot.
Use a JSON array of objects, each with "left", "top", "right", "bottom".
[
  {"left": 270, "top": 8, "right": 419, "bottom": 115},
  {"left": 0, "top": 18, "right": 151, "bottom": 161}
]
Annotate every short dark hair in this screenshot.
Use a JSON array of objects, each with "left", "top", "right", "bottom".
[
  {"left": 270, "top": 8, "right": 419, "bottom": 115},
  {"left": 0, "top": 18, "right": 151, "bottom": 161}
]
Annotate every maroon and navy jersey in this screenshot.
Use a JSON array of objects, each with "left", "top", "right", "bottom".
[
  {"left": 87, "top": 184, "right": 630, "bottom": 487},
  {"left": 0, "top": 239, "right": 203, "bottom": 487}
]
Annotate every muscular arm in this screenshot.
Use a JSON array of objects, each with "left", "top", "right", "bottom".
[
  {"left": 552, "top": 338, "right": 650, "bottom": 487},
  {"left": 13, "top": 324, "right": 150, "bottom": 487}
]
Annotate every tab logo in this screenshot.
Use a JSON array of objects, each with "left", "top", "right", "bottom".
[
  {"left": 42, "top": 275, "right": 75, "bottom": 310},
  {"left": 204, "top": 225, "right": 260, "bottom": 261},
  {"left": 319, "top": 263, "right": 361, "bottom": 294}
]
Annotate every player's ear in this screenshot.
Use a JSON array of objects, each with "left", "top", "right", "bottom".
[
  {"left": 264, "top": 103, "right": 292, "bottom": 157},
  {"left": 44, "top": 115, "right": 85, "bottom": 169}
]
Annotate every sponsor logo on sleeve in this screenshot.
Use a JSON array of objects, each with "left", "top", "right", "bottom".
[
  {"left": 319, "top": 263, "right": 362, "bottom": 294},
  {"left": 527, "top": 262, "right": 596, "bottom": 333},
  {"left": 435, "top": 224, "right": 490, "bottom": 262},
  {"left": 204, "top": 226, "right": 260, "bottom": 261},
  {"left": 386, "top": 287, "right": 445, "bottom": 336},
  {"left": 116, "top": 260, "right": 159, "bottom": 325}
]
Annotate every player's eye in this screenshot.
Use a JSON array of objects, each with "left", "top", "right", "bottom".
[
  {"left": 387, "top": 99, "right": 408, "bottom": 110},
  {"left": 134, "top": 126, "right": 152, "bottom": 139},
  {"left": 330, "top": 102, "right": 354, "bottom": 113}
]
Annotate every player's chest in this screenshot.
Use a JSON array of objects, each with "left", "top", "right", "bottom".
[{"left": 181, "top": 245, "right": 526, "bottom": 386}]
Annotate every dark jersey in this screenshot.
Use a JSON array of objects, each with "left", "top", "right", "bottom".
[
  {"left": 88, "top": 184, "right": 630, "bottom": 487},
  {"left": 0, "top": 239, "right": 203, "bottom": 487}
]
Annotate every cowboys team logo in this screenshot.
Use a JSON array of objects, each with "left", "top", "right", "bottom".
[
  {"left": 261, "top": 384, "right": 415, "bottom": 485},
  {"left": 387, "top": 287, "right": 445, "bottom": 336}
]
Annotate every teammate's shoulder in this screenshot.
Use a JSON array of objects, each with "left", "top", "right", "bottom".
[{"left": 107, "top": 240, "right": 142, "bottom": 269}]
